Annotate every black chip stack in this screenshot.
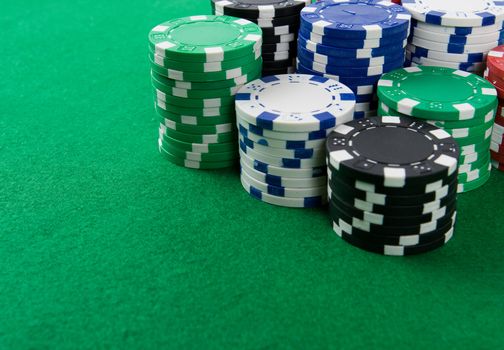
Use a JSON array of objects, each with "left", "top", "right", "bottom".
[
  {"left": 326, "top": 116, "right": 460, "bottom": 256},
  {"left": 211, "top": 0, "right": 311, "bottom": 76}
]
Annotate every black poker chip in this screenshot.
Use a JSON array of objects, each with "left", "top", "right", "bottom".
[
  {"left": 331, "top": 209, "right": 455, "bottom": 248},
  {"left": 262, "top": 32, "right": 296, "bottom": 44},
  {"left": 329, "top": 201, "right": 456, "bottom": 236},
  {"left": 326, "top": 116, "right": 460, "bottom": 188},
  {"left": 261, "top": 66, "right": 295, "bottom": 76},
  {"left": 328, "top": 172, "right": 458, "bottom": 207},
  {"left": 211, "top": 0, "right": 310, "bottom": 19},
  {"left": 261, "top": 23, "right": 299, "bottom": 36},
  {"left": 262, "top": 50, "right": 297, "bottom": 61},
  {"left": 329, "top": 190, "right": 457, "bottom": 227},
  {"left": 261, "top": 41, "right": 297, "bottom": 53},
  {"left": 334, "top": 220, "right": 454, "bottom": 256},
  {"left": 262, "top": 57, "right": 296, "bottom": 68}
]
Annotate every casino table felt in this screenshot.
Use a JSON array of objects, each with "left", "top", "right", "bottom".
[{"left": 2, "top": 1, "right": 504, "bottom": 349}]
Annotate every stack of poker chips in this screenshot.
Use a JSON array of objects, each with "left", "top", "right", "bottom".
[
  {"left": 296, "top": 0, "right": 410, "bottom": 119},
  {"left": 211, "top": 0, "right": 310, "bottom": 76},
  {"left": 377, "top": 66, "right": 497, "bottom": 193},
  {"left": 327, "top": 116, "right": 459, "bottom": 256},
  {"left": 484, "top": 45, "right": 504, "bottom": 170},
  {"left": 402, "top": 0, "right": 504, "bottom": 75},
  {"left": 148, "top": 16, "right": 262, "bottom": 169},
  {"left": 235, "top": 74, "right": 356, "bottom": 208}
]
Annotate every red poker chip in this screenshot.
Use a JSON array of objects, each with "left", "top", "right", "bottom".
[
  {"left": 491, "top": 150, "right": 504, "bottom": 162},
  {"left": 487, "top": 45, "right": 504, "bottom": 78},
  {"left": 495, "top": 115, "right": 504, "bottom": 127},
  {"left": 485, "top": 74, "right": 504, "bottom": 99},
  {"left": 491, "top": 140, "right": 504, "bottom": 154}
]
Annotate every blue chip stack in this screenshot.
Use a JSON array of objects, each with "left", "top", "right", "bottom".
[
  {"left": 297, "top": 0, "right": 411, "bottom": 119},
  {"left": 402, "top": 0, "right": 504, "bottom": 75}
]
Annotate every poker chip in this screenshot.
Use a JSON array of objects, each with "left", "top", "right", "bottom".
[
  {"left": 378, "top": 66, "right": 497, "bottom": 192},
  {"left": 237, "top": 74, "right": 356, "bottom": 207},
  {"left": 211, "top": 0, "right": 309, "bottom": 77},
  {"left": 149, "top": 16, "right": 263, "bottom": 169},
  {"left": 484, "top": 44, "right": 504, "bottom": 171},
  {"left": 297, "top": 0, "right": 410, "bottom": 119},
  {"left": 402, "top": 1, "right": 504, "bottom": 74},
  {"left": 326, "top": 116, "right": 459, "bottom": 256}
]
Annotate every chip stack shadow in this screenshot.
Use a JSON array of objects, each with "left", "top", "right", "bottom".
[
  {"left": 148, "top": 15, "right": 262, "bottom": 169},
  {"left": 327, "top": 116, "right": 460, "bottom": 256},
  {"left": 211, "top": 0, "right": 311, "bottom": 76}
]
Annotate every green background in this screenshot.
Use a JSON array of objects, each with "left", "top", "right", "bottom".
[{"left": 2, "top": 1, "right": 504, "bottom": 349}]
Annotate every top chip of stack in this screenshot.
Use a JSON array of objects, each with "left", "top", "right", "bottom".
[
  {"left": 211, "top": 0, "right": 311, "bottom": 76},
  {"left": 377, "top": 66, "right": 497, "bottom": 193},
  {"left": 483, "top": 45, "right": 504, "bottom": 170},
  {"left": 148, "top": 15, "right": 263, "bottom": 169},
  {"left": 403, "top": 0, "right": 504, "bottom": 74},
  {"left": 327, "top": 116, "right": 460, "bottom": 256},
  {"left": 296, "top": 0, "right": 411, "bottom": 120}
]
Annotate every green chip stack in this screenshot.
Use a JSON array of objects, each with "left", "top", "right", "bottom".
[
  {"left": 148, "top": 15, "right": 263, "bottom": 169},
  {"left": 377, "top": 66, "right": 497, "bottom": 193}
]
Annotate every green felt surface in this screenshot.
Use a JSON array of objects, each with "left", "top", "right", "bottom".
[{"left": 2, "top": 1, "right": 504, "bottom": 349}]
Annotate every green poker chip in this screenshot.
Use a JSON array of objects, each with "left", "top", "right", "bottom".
[
  {"left": 443, "top": 119, "right": 495, "bottom": 140},
  {"left": 148, "top": 16, "right": 262, "bottom": 63},
  {"left": 160, "top": 138, "right": 238, "bottom": 162},
  {"left": 458, "top": 152, "right": 490, "bottom": 173},
  {"left": 150, "top": 56, "right": 262, "bottom": 82},
  {"left": 155, "top": 99, "right": 235, "bottom": 117},
  {"left": 159, "top": 116, "right": 234, "bottom": 135},
  {"left": 378, "top": 102, "right": 495, "bottom": 128},
  {"left": 151, "top": 69, "right": 261, "bottom": 90},
  {"left": 159, "top": 123, "right": 237, "bottom": 144},
  {"left": 453, "top": 126, "right": 493, "bottom": 146},
  {"left": 155, "top": 107, "right": 234, "bottom": 126},
  {"left": 459, "top": 148, "right": 491, "bottom": 165},
  {"left": 159, "top": 132, "right": 236, "bottom": 153},
  {"left": 149, "top": 48, "right": 260, "bottom": 72},
  {"left": 377, "top": 66, "right": 498, "bottom": 121},
  {"left": 151, "top": 74, "right": 244, "bottom": 99},
  {"left": 154, "top": 88, "right": 235, "bottom": 108},
  {"left": 457, "top": 161, "right": 491, "bottom": 183},
  {"left": 457, "top": 168, "right": 491, "bottom": 193},
  {"left": 159, "top": 143, "right": 236, "bottom": 169}
]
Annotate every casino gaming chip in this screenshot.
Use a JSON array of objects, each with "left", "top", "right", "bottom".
[
  {"left": 300, "top": 0, "right": 411, "bottom": 39},
  {"left": 235, "top": 74, "right": 356, "bottom": 132},
  {"left": 236, "top": 74, "right": 356, "bottom": 208},
  {"left": 211, "top": 0, "right": 311, "bottom": 19},
  {"left": 297, "top": 0, "right": 409, "bottom": 114},
  {"left": 326, "top": 116, "right": 459, "bottom": 255},
  {"left": 149, "top": 16, "right": 263, "bottom": 169},
  {"left": 402, "top": 0, "right": 504, "bottom": 27},
  {"left": 149, "top": 16, "right": 262, "bottom": 62},
  {"left": 211, "top": 1, "right": 307, "bottom": 77},
  {"left": 377, "top": 66, "right": 497, "bottom": 121},
  {"left": 326, "top": 116, "right": 460, "bottom": 188}
]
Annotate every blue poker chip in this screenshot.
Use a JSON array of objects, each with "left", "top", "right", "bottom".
[
  {"left": 298, "top": 34, "right": 407, "bottom": 59},
  {"left": 296, "top": 60, "right": 384, "bottom": 86},
  {"left": 297, "top": 46, "right": 405, "bottom": 68},
  {"left": 238, "top": 123, "right": 327, "bottom": 149},
  {"left": 411, "top": 18, "right": 504, "bottom": 36},
  {"left": 300, "top": 0, "right": 411, "bottom": 40},
  {"left": 298, "top": 26, "right": 409, "bottom": 49},
  {"left": 298, "top": 56, "right": 404, "bottom": 77},
  {"left": 406, "top": 43, "right": 488, "bottom": 63},
  {"left": 402, "top": 0, "right": 504, "bottom": 27},
  {"left": 240, "top": 134, "right": 319, "bottom": 159}
]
